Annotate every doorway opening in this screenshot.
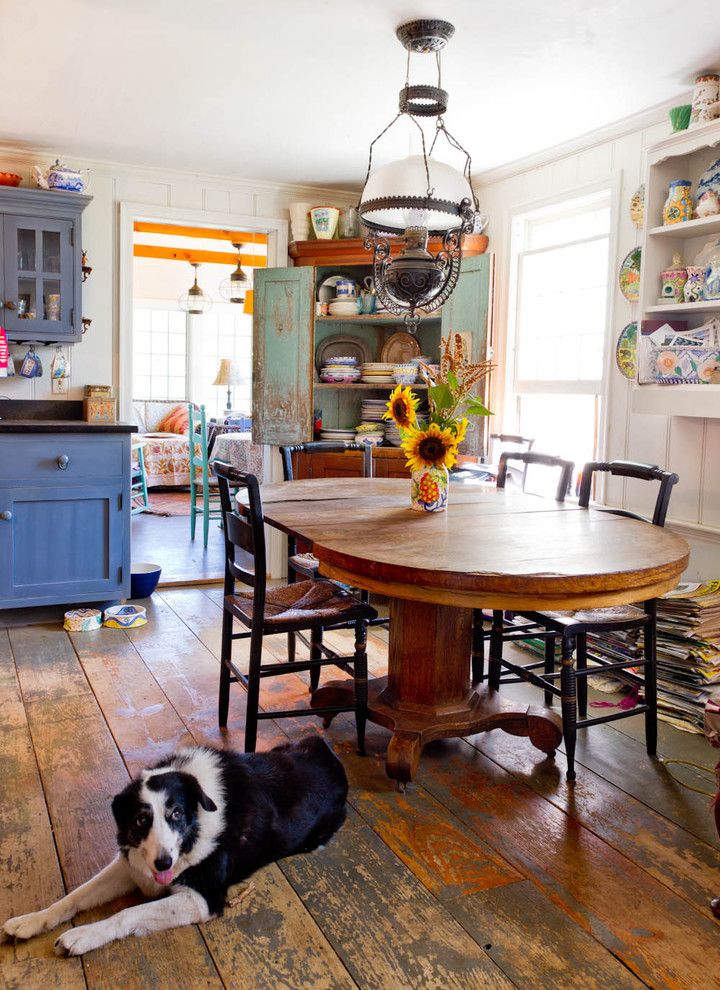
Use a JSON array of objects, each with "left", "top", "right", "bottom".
[{"left": 127, "top": 220, "right": 268, "bottom": 585}]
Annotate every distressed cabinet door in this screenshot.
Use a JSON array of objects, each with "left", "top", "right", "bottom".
[
  {"left": 0, "top": 484, "right": 126, "bottom": 608},
  {"left": 441, "top": 254, "right": 494, "bottom": 457},
  {"left": 252, "top": 266, "right": 314, "bottom": 445}
]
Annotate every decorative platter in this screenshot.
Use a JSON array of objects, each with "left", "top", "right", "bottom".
[
  {"left": 615, "top": 321, "right": 638, "bottom": 380},
  {"left": 629, "top": 185, "right": 645, "bottom": 227},
  {"left": 619, "top": 247, "right": 641, "bottom": 303},
  {"left": 697, "top": 157, "right": 720, "bottom": 199},
  {"left": 315, "top": 334, "right": 373, "bottom": 372},
  {"left": 380, "top": 330, "right": 422, "bottom": 364}
]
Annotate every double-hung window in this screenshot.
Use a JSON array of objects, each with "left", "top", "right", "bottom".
[{"left": 505, "top": 189, "right": 612, "bottom": 470}]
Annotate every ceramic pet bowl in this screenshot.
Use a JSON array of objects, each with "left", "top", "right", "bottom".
[
  {"left": 393, "top": 363, "right": 418, "bottom": 385},
  {"left": 103, "top": 605, "right": 147, "bottom": 629},
  {"left": 130, "top": 562, "right": 162, "bottom": 599}
]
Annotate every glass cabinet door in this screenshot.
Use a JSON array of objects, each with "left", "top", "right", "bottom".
[{"left": 2, "top": 216, "right": 75, "bottom": 339}]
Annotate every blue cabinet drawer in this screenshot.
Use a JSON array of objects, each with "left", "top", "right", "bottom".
[{"left": 0, "top": 435, "right": 125, "bottom": 482}]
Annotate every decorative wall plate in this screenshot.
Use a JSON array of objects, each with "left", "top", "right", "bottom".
[
  {"left": 619, "top": 247, "right": 641, "bottom": 303},
  {"left": 697, "top": 157, "right": 720, "bottom": 199},
  {"left": 615, "top": 321, "right": 638, "bottom": 380},
  {"left": 629, "top": 184, "right": 645, "bottom": 227},
  {"left": 380, "top": 331, "right": 422, "bottom": 364},
  {"left": 315, "top": 334, "right": 372, "bottom": 372}
]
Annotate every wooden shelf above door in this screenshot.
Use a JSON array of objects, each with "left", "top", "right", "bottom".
[{"left": 289, "top": 234, "right": 488, "bottom": 267}]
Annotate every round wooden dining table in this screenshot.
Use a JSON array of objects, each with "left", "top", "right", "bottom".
[{"left": 238, "top": 478, "right": 690, "bottom": 783}]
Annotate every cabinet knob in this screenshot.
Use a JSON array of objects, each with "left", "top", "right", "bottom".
[
  {"left": 2, "top": 300, "right": 16, "bottom": 311},
  {"left": 56, "top": 454, "right": 70, "bottom": 470},
  {"left": 0, "top": 510, "right": 12, "bottom": 521}
]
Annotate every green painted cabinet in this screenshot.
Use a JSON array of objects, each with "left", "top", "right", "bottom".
[{"left": 252, "top": 255, "right": 493, "bottom": 455}]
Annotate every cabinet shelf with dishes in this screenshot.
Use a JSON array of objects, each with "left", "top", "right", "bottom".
[
  {"left": 252, "top": 240, "right": 493, "bottom": 469},
  {"left": 634, "top": 119, "right": 720, "bottom": 417}
]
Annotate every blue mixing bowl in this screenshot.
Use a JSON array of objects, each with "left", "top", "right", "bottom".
[{"left": 130, "top": 562, "right": 162, "bottom": 599}]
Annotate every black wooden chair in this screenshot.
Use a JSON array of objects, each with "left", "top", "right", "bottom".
[
  {"left": 471, "top": 450, "right": 575, "bottom": 687},
  {"left": 279, "top": 441, "right": 383, "bottom": 665},
  {"left": 487, "top": 460, "right": 679, "bottom": 781},
  {"left": 451, "top": 432, "right": 535, "bottom": 485},
  {"left": 214, "top": 461, "right": 377, "bottom": 754}
]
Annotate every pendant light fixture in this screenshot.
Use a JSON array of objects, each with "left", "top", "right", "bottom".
[
  {"left": 359, "top": 18, "right": 480, "bottom": 331},
  {"left": 178, "top": 262, "right": 212, "bottom": 315},
  {"left": 219, "top": 243, "right": 249, "bottom": 304}
]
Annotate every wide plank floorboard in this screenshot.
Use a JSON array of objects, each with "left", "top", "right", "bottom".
[{"left": 0, "top": 590, "right": 717, "bottom": 990}]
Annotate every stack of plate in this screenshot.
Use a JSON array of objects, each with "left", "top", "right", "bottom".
[
  {"left": 360, "top": 398, "right": 388, "bottom": 422},
  {"left": 328, "top": 299, "right": 360, "bottom": 317},
  {"left": 385, "top": 422, "right": 404, "bottom": 447},
  {"left": 320, "top": 358, "right": 361, "bottom": 383},
  {"left": 319, "top": 428, "right": 357, "bottom": 441},
  {"left": 361, "top": 362, "right": 395, "bottom": 384}
]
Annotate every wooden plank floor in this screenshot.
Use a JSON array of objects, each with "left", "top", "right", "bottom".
[{"left": 1, "top": 588, "right": 718, "bottom": 990}]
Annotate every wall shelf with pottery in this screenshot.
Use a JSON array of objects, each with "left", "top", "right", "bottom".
[
  {"left": 315, "top": 382, "right": 430, "bottom": 391},
  {"left": 631, "top": 383, "right": 720, "bottom": 418},
  {"left": 634, "top": 118, "right": 720, "bottom": 414},
  {"left": 315, "top": 314, "right": 442, "bottom": 324}
]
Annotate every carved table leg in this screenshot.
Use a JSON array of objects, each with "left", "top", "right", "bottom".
[{"left": 312, "top": 598, "right": 562, "bottom": 782}]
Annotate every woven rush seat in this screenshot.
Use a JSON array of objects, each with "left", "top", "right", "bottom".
[
  {"left": 289, "top": 552, "right": 320, "bottom": 573},
  {"left": 529, "top": 604, "right": 644, "bottom": 628},
  {"left": 227, "top": 579, "right": 367, "bottom": 629}
]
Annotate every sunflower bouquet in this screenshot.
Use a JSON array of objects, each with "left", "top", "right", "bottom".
[{"left": 384, "top": 333, "right": 492, "bottom": 512}]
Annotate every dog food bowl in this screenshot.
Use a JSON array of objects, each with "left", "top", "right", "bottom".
[
  {"left": 130, "top": 562, "right": 162, "bottom": 599},
  {"left": 103, "top": 604, "right": 147, "bottom": 628}
]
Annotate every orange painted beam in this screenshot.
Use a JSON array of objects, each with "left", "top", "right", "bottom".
[
  {"left": 133, "top": 244, "right": 267, "bottom": 267},
  {"left": 133, "top": 221, "right": 267, "bottom": 244}
]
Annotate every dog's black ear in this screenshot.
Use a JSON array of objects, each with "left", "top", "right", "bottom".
[
  {"left": 180, "top": 772, "right": 217, "bottom": 812},
  {"left": 111, "top": 783, "right": 137, "bottom": 826}
]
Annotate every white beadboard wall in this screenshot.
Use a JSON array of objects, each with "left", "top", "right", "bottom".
[
  {"left": 0, "top": 145, "right": 356, "bottom": 406},
  {"left": 476, "top": 103, "right": 718, "bottom": 579}
]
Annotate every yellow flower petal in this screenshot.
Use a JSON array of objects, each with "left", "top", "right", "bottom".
[
  {"left": 384, "top": 384, "right": 419, "bottom": 430},
  {"left": 401, "top": 422, "right": 459, "bottom": 472}
]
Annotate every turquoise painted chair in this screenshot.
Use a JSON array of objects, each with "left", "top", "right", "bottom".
[
  {"left": 130, "top": 441, "right": 149, "bottom": 515},
  {"left": 188, "top": 404, "right": 223, "bottom": 548}
]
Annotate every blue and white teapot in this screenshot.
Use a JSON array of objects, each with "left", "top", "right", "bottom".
[{"left": 33, "top": 159, "right": 89, "bottom": 193}]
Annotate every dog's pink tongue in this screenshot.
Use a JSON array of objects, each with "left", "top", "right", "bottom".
[{"left": 153, "top": 870, "right": 174, "bottom": 886}]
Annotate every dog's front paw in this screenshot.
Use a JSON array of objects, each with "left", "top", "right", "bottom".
[
  {"left": 54, "top": 923, "right": 107, "bottom": 957},
  {"left": 3, "top": 910, "right": 53, "bottom": 941}
]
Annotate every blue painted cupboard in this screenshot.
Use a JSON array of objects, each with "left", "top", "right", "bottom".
[
  {"left": 0, "top": 187, "right": 91, "bottom": 343},
  {"left": 0, "top": 429, "right": 132, "bottom": 609}
]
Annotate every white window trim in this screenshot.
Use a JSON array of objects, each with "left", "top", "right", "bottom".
[{"left": 503, "top": 175, "right": 622, "bottom": 465}]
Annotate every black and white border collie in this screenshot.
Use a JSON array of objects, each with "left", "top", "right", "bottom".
[{"left": 2, "top": 736, "right": 348, "bottom": 956}]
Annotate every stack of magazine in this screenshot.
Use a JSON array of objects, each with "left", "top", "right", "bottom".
[{"left": 515, "top": 581, "right": 720, "bottom": 733}]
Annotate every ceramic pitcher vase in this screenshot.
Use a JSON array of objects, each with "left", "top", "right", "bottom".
[{"left": 410, "top": 465, "right": 449, "bottom": 513}]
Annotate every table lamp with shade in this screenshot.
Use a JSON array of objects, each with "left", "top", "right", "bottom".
[{"left": 212, "top": 358, "right": 243, "bottom": 412}]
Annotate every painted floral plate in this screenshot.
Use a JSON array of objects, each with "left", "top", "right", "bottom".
[
  {"left": 619, "top": 247, "right": 641, "bottom": 303},
  {"left": 615, "top": 321, "right": 638, "bottom": 380}
]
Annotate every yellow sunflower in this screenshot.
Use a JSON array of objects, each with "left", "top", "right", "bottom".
[
  {"left": 384, "top": 384, "right": 419, "bottom": 429},
  {"left": 452, "top": 416, "right": 469, "bottom": 445},
  {"left": 401, "top": 422, "right": 459, "bottom": 472}
]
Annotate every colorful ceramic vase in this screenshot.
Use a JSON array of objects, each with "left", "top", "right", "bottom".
[
  {"left": 660, "top": 254, "right": 687, "bottom": 302},
  {"left": 684, "top": 266, "right": 705, "bottom": 303},
  {"left": 669, "top": 104, "right": 692, "bottom": 132},
  {"left": 310, "top": 206, "right": 339, "bottom": 240},
  {"left": 690, "top": 73, "right": 720, "bottom": 127},
  {"left": 704, "top": 248, "right": 720, "bottom": 300},
  {"left": 663, "top": 181, "right": 693, "bottom": 225},
  {"left": 410, "top": 465, "right": 449, "bottom": 513}
]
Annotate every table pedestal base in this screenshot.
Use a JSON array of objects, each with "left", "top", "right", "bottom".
[{"left": 312, "top": 598, "right": 562, "bottom": 783}]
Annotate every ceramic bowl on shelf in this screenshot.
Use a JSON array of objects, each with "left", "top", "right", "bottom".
[
  {"left": 310, "top": 206, "right": 340, "bottom": 240},
  {"left": 325, "top": 355, "right": 358, "bottom": 366},
  {"left": 392, "top": 363, "right": 418, "bottom": 385},
  {"left": 355, "top": 432, "right": 384, "bottom": 446},
  {"left": 328, "top": 299, "right": 361, "bottom": 317}
]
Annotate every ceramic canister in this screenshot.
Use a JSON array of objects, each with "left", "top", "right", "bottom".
[
  {"left": 661, "top": 259, "right": 688, "bottom": 302},
  {"left": 663, "top": 181, "right": 693, "bottom": 225},
  {"left": 690, "top": 73, "right": 720, "bottom": 126},
  {"left": 684, "top": 266, "right": 705, "bottom": 303}
]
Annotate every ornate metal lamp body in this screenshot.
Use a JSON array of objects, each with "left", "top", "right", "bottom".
[
  {"left": 178, "top": 262, "right": 212, "bottom": 315},
  {"left": 219, "top": 243, "right": 249, "bottom": 304},
  {"left": 358, "top": 19, "right": 481, "bottom": 331}
]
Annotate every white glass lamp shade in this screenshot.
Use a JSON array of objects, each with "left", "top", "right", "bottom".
[
  {"left": 359, "top": 155, "right": 474, "bottom": 234},
  {"left": 178, "top": 265, "right": 212, "bottom": 315},
  {"left": 212, "top": 358, "right": 243, "bottom": 387}
]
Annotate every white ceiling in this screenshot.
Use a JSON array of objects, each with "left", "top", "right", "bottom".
[{"left": 2, "top": 0, "right": 720, "bottom": 188}]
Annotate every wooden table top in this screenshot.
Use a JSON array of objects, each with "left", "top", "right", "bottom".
[{"left": 239, "top": 478, "right": 690, "bottom": 610}]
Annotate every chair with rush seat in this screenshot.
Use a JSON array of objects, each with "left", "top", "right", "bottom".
[
  {"left": 279, "top": 441, "right": 382, "bottom": 667},
  {"left": 471, "top": 450, "right": 575, "bottom": 688},
  {"left": 214, "top": 461, "right": 377, "bottom": 753},
  {"left": 487, "top": 460, "right": 679, "bottom": 781}
]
